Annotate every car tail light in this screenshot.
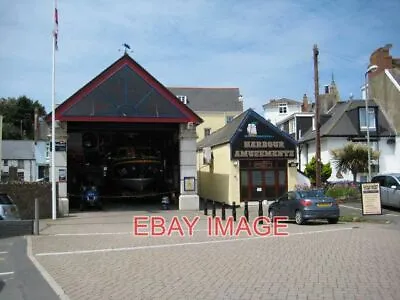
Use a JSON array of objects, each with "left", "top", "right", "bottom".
[{"left": 300, "top": 199, "right": 313, "bottom": 207}]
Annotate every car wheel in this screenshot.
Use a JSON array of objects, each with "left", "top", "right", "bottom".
[
  {"left": 295, "top": 210, "right": 305, "bottom": 225},
  {"left": 328, "top": 217, "right": 339, "bottom": 224}
]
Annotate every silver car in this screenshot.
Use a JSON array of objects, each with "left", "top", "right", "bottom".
[
  {"left": 371, "top": 173, "right": 400, "bottom": 209},
  {"left": 0, "top": 193, "right": 21, "bottom": 220}
]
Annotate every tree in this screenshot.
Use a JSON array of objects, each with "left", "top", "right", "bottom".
[
  {"left": 330, "top": 142, "right": 380, "bottom": 183},
  {"left": 0, "top": 96, "right": 46, "bottom": 140},
  {"left": 304, "top": 156, "right": 332, "bottom": 185}
]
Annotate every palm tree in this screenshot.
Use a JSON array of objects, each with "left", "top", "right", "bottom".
[{"left": 330, "top": 142, "right": 379, "bottom": 182}]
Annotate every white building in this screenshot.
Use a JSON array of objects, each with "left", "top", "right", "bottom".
[
  {"left": 262, "top": 98, "right": 303, "bottom": 126},
  {"left": 1, "top": 140, "right": 38, "bottom": 182},
  {"left": 298, "top": 99, "right": 398, "bottom": 182}
]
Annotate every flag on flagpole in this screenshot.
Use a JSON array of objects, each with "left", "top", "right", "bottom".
[{"left": 53, "top": 2, "right": 59, "bottom": 51}]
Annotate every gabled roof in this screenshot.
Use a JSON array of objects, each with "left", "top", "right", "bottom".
[
  {"left": 2, "top": 140, "right": 35, "bottom": 160},
  {"left": 197, "top": 108, "right": 298, "bottom": 149},
  {"left": 262, "top": 98, "right": 302, "bottom": 109},
  {"left": 167, "top": 87, "right": 243, "bottom": 112},
  {"left": 47, "top": 54, "right": 202, "bottom": 124},
  {"left": 299, "top": 99, "right": 395, "bottom": 143}
]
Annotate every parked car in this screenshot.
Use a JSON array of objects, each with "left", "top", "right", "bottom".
[
  {"left": 371, "top": 173, "right": 400, "bottom": 209},
  {"left": 268, "top": 189, "right": 340, "bottom": 225},
  {"left": 0, "top": 193, "right": 21, "bottom": 220}
]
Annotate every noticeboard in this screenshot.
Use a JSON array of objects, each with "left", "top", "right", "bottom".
[{"left": 361, "top": 183, "right": 382, "bottom": 215}]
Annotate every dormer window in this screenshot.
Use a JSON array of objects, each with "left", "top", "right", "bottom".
[
  {"left": 177, "top": 95, "right": 188, "bottom": 105},
  {"left": 278, "top": 103, "right": 287, "bottom": 114},
  {"left": 359, "top": 107, "right": 376, "bottom": 131}
]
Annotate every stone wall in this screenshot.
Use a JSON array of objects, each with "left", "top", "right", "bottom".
[
  {"left": 0, "top": 182, "right": 53, "bottom": 219},
  {"left": 0, "top": 220, "right": 33, "bottom": 238}
]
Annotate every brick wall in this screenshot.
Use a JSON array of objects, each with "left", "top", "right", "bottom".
[{"left": 0, "top": 182, "right": 53, "bottom": 219}]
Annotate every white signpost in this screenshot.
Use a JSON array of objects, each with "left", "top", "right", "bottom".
[{"left": 361, "top": 183, "right": 382, "bottom": 215}]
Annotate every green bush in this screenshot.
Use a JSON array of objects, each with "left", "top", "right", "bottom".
[{"left": 325, "top": 183, "right": 361, "bottom": 200}]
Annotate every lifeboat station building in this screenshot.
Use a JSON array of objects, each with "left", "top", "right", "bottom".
[
  {"left": 47, "top": 53, "right": 203, "bottom": 215},
  {"left": 197, "top": 109, "right": 298, "bottom": 205}
]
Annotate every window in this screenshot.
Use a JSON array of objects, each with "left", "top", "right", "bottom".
[
  {"left": 3, "top": 160, "right": 8, "bottom": 166},
  {"left": 17, "top": 160, "right": 24, "bottom": 169},
  {"left": 384, "top": 176, "right": 399, "bottom": 188},
  {"left": 359, "top": 107, "right": 376, "bottom": 131},
  {"left": 204, "top": 128, "right": 211, "bottom": 137},
  {"left": 176, "top": 95, "right": 188, "bottom": 104},
  {"left": 278, "top": 103, "right": 287, "bottom": 114},
  {"left": 226, "top": 115, "right": 234, "bottom": 124},
  {"left": 17, "top": 171, "right": 24, "bottom": 181},
  {"left": 288, "top": 119, "right": 295, "bottom": 134}
]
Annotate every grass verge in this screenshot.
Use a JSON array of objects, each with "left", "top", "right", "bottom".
[{"left": 339, "top": 215, "right": 391, "bottom": 224}]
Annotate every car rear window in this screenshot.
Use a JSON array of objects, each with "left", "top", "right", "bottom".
[
  {"left": 0, "top": 194, "right": 12, "bottom": 205},
  {"left": 298, "top": 190, "right": 325, "bottom": 198}
]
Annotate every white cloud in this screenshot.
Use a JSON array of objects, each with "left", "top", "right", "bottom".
[{"left": 0, "top": 0, "right": 399, "bottom": 112}]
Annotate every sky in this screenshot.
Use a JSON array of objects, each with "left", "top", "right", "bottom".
[{"left": 1, "top": 0, "right": 399, "bottom": 115}]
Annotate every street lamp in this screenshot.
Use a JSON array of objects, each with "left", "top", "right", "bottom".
[{"left": 364, "top": 64, "right": 378, "bottom": 182}]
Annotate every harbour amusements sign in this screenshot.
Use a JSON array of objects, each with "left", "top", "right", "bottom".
[{"left": 231, "top": 118, "right": 296, "bottom": 160}]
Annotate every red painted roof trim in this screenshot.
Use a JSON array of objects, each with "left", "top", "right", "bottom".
[
  {"left": 57, "top": 116, "right": 192, "bottom": 123},
  {"left": 46, "top": 54, "right": 203, "bottom": 124}
]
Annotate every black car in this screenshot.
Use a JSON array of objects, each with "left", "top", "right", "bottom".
[{"left": 268, "top": 189, "right": 340, "bottom": 225}]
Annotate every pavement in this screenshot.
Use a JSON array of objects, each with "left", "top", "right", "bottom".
[
  {"left": 0, "top": 236, "right": 59, "bottom": 300},
  {"left": 338, "top": 201, "right": 400, "bottom": 224},
  {"left": 22, "top": 204, "right": 400, "bottom": 300}
]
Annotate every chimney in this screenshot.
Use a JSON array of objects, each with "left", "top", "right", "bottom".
[
  {"left": 324, "top": 85, "right": 329, "bottom": 94},
  {"left": 302, "top": 93, "right": 309, "bottom": 112},
  {"left": 369, "top": 44, "right": 393, "bottom": 78}
]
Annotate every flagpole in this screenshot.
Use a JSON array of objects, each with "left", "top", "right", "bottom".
[{"left": 51, "top": 0, "right": 57, "bottom": 220}]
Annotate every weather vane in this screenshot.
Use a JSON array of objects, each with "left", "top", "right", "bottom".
[{"left": 119, "top": 43, "right": 133, "bottom": 55}]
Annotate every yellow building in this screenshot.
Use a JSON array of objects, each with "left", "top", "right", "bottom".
[
  {"left": 168, "top": 87, "right": 243, "bottom": 141},
  {"left": 197, "top": 108, "right": 298, "bottom": 205}
]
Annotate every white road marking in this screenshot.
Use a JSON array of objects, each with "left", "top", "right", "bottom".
[
  {"left": 0, "top": 271, "right": 14, "bottom": 276},
  {"left": 48, "top": 229, "right": 212, "bottom": 237},
  {"left": 35, "top": 227, "right": 354, "bottom": 257},
  {"left": 0, "top": 251, "right": 8, "bottom": 254},
  {"left": 340, "top": 205, "right": 400, "bottom": 216},
  {"left": 26, "top": 236, "right": 71, "bottom": 300}
]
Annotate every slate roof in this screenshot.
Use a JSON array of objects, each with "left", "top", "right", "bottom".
[
  {"left": 197, "top": 110, "right": 248, "bottom": 149},
  {"left": 48, "top": 54, "right": 202, "bottom": 124},
  {"left": 2, "top": 140, "right": 35, "bottom": 160},
  {"left": 167, "top": 87, "right": 243, "bottom": 112},
  {"left": 197, "top": 108, "right": 298, "bottom": 149},
  {"left": 299, "top": 99, "right": 396, "bottom": 143},
  {"left": 262, "top": 98, "right": 301, "bottom": 109}
]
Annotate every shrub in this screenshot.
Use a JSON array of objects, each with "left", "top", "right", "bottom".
[{"left": 325, "top": 182, "right": 361, "bottom": 201}]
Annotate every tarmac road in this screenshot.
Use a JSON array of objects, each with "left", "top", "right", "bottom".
[{"left": 0, "top": 236, "right": 59, "bottom": 300}]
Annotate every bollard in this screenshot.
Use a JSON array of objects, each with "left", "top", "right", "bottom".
[
  {"left": 232, "top": 202, "right": 237, "bottom": 222},
  {"left": 244, "top": 201, "right": 249, "bottom": 222},
  {"left": 212, "top": 201, "right": 216, "bottom": 218},
  {"left": 204, "top": 199, "right": 208, "bottom": 216},
  {"left": 258, "top": 200, "right": 263, "bottom": 225},
  {"left": 221, "top": 203, "right": 226, "bottom": 220},
  {"left": 34, "top": 198, "right": 39, "bottom": 235}
]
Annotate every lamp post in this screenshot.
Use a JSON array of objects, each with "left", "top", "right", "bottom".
[{"left": 364, "top": 64, "right": 378, "bottom": 182}]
